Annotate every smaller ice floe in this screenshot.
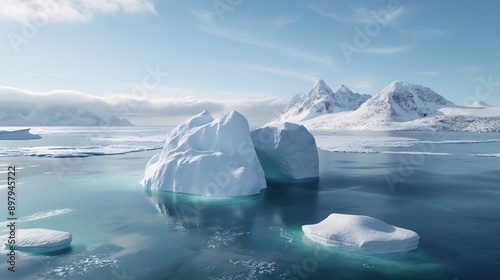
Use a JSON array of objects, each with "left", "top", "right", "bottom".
[
  {"left": 382, "top": 151, "right": 452, "bottom": 156},
  {"left": 468, "top": 153, "right": 500, "bottom": 158},
  {"left": 302, "top": 213, "right": 419, "bottom": 254},
  {"left": 251, "top": 122, "right": 319, "bottom": 180},
  {"left": 0, "top": 145, "right": 161, "bottom": 158},
  {"left": 3, "top": 228, "right": 72, "bottom": 252},
  {"left": 0, "top": 128, "right": 41, "bottom": 140}
]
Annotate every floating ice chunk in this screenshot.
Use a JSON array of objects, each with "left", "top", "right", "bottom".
[
  {"left": 4, "top": 228, "right": 72, "bottom": 252},
  {"left": 141, "top": 110, "right": 266, "bottom": 196},
  {"left": 302, "top": 213, "right": 419, "bottom": 254},
  {"left": 468, "top": 153, "right": 500, "bottom": 157},
  {"left": 382, "top": 151, "right": 452, "bottom": 156},
  {"left": 251, "top": 122, "right": 319, "bottom": 180},
  {"left": 0, "top": 128, "right": 41, "bottom": 140}
]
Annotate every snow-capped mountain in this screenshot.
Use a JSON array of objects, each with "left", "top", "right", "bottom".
[
  {"left": 0, "top": 102, "right": 133, "bottom": 126},
  {"left": 348, "top": 81, "right": 455, "bottom": 123},
  {"left": 277, "top": 81, "right": 500, "bottom": 132},
  {"left": 279, "top": 79, "right": 371, "bottom": 122},
  {"left": 469, "top": 101, "right": 492, "bottom": 108}
]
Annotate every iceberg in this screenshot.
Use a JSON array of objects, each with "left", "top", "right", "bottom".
[
  {"left": 141, "top": 110, "right": 266, "bottom": 196},
  {"left": 0, "top": 128, "right": 41, "bottom": 140},
  {"left": 251, "top": 122, "right": 319, "bottom": 180},
  {"left": 4, "top": 228, "right": 72, "bottom": 252},
  {"left": 302, "top": 213, "right": 419, "bottom": 254}
]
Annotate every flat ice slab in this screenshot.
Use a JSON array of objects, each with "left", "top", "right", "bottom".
[
  {"left": 4, "top": 228, "right": 72, "bottom": 252},
  {"left": 142, "top": 110, "right": 266, "bottom": 196},
  {"left": 0, "top": 128, "right": 41, "bottom": 140},
  {"left": 302, "top": 213, "right": 419, "bottom": 254},
  {"left": 251, "top": 122, "right": 319, "bottom": 180}
]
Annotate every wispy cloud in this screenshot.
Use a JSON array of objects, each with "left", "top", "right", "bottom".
[
  {"left": 364, "top": 46, "right": 413, "bottom": 54},
  {"left": 307, "top": 3, "right": 405, "bottom": 25},
  {"left": 190, "top": 9, "right": 332, "bottom": 65},
  {"left": 394, "top": 28, "right": 451, "bottom": 37},
  {"left": 0, "top": 0, "right": 156, "bottom": 23},
  {"left": 306, "top": 4, "right": 346, "bottom": 22},
  {"left": 416, "top": 70, "right": 440, "bottom": 76},
  {"left": 309, "top": 3, "right": 449, "bottom": 38},
  {"left": 462, "top": 65, "right": 482, "bottom": 74},
  {"left": 247, "top": 65, "right": 318, "bottom": 82},
  {"left": 266, "top": 15, "right": 299, "bottom": 28},
  {"left": 365, "top": 45, "right": 413, "bottom": 54}
]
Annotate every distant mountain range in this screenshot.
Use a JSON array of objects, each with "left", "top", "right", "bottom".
[
  {"left": 278, "top": 80, "right": 500, "bottom": 132},
  {"left": 0, "top": 102, "right": 132, "bottom": 126},
  {"left": 279, "top": 79, "right": 371, "bottom": 122}
]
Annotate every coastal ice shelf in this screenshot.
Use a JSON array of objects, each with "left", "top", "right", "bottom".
[
  {"left": 302, "top": 213, "right": 419, "bottom": 254},
  {"left": 0, "top": 128, "right": 41, "bottom": 140},
  {"left": 141, "top": 110, "right": 267, "bottom": 196}
]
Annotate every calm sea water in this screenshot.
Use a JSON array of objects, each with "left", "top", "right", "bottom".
[{"left": 0, "top": 127, "right": 499, "bottom": 280}]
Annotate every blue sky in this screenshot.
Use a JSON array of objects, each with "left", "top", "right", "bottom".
[{"left": 1, "top": 0, "right": 499, "bottom": 110}]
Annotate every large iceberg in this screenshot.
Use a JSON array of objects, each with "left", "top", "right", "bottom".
[
  {"left": 250, "top": 122, "right": 319, "bottom": 180},
  {"left": 302, "top": 213, "right": 419, "bottom": 254},
  {"left": 4, "top": 228, "right": 72, "bottom": 252},
  {"left": 141, "top": 110, "right": 267, "bottom": 196}
]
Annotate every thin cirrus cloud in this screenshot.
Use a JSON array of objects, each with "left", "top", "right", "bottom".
[
  {"left": 306, "top": 3, "right": 405, "bottom": 25},
  {"left": 190, "top": 9, "right": 332, "bottom": 66},
  {"left": 364, "top": 45, "right": 413, "bottom": 54},
  {"left": 0, "top": 0, "right": 156, "bottom": 23}
]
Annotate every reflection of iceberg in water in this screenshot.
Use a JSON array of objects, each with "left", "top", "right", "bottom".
[{"left": 146, "top": 190, "right": 259, "bottom": 247}]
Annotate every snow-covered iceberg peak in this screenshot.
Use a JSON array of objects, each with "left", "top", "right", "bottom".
[
  {"left": 251, "top": 122, "right": 319, "bottom": 181},
  {"left": 142, "top": 110, "right": 267, "bottom": 196},
  {"left": 302, "top": 213, "right": 419, "bottom": 254}
]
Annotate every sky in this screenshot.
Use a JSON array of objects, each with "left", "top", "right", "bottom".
[{"left": 0, "top": 0, "right": 499, "bottom": 125}]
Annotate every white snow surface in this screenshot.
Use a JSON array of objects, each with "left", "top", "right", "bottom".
[
  {"left": 314, "top": 134, "right": 500, "bottom": 153},
  {"left": 141, "top": 110, "right": 267, "bottom": 196},
  {"left": 250, "top": 122, "right": 319, "bottom": 180},
  {"left": 302, "top": 213, "right": 419, "bottom": 254},
  {"left": 314, "top": 135, "right": 419, "bottom": 153},
  {"left": 0, "top": 144, "right": 161, "bottom": 158},
  {"left": 0, "top": 128, "right": 41, "bottom": 140},
  {"left": 3, "top": 228, "right": 72, "bottom": 252}
]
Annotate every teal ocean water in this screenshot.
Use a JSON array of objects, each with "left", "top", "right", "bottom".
[{"left": 0, "top": 127, "right": 499, "bottom": 280}]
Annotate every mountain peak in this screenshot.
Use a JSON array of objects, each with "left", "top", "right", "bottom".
[
  {"left": 313, "top": 79, "right": 327, "bottom": 89},
  {"left": 278, "top": 79, "right": 370, "bottom": 122},
  {"left": 337, "top": 84, "right": 353, "bottom": 94}
]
